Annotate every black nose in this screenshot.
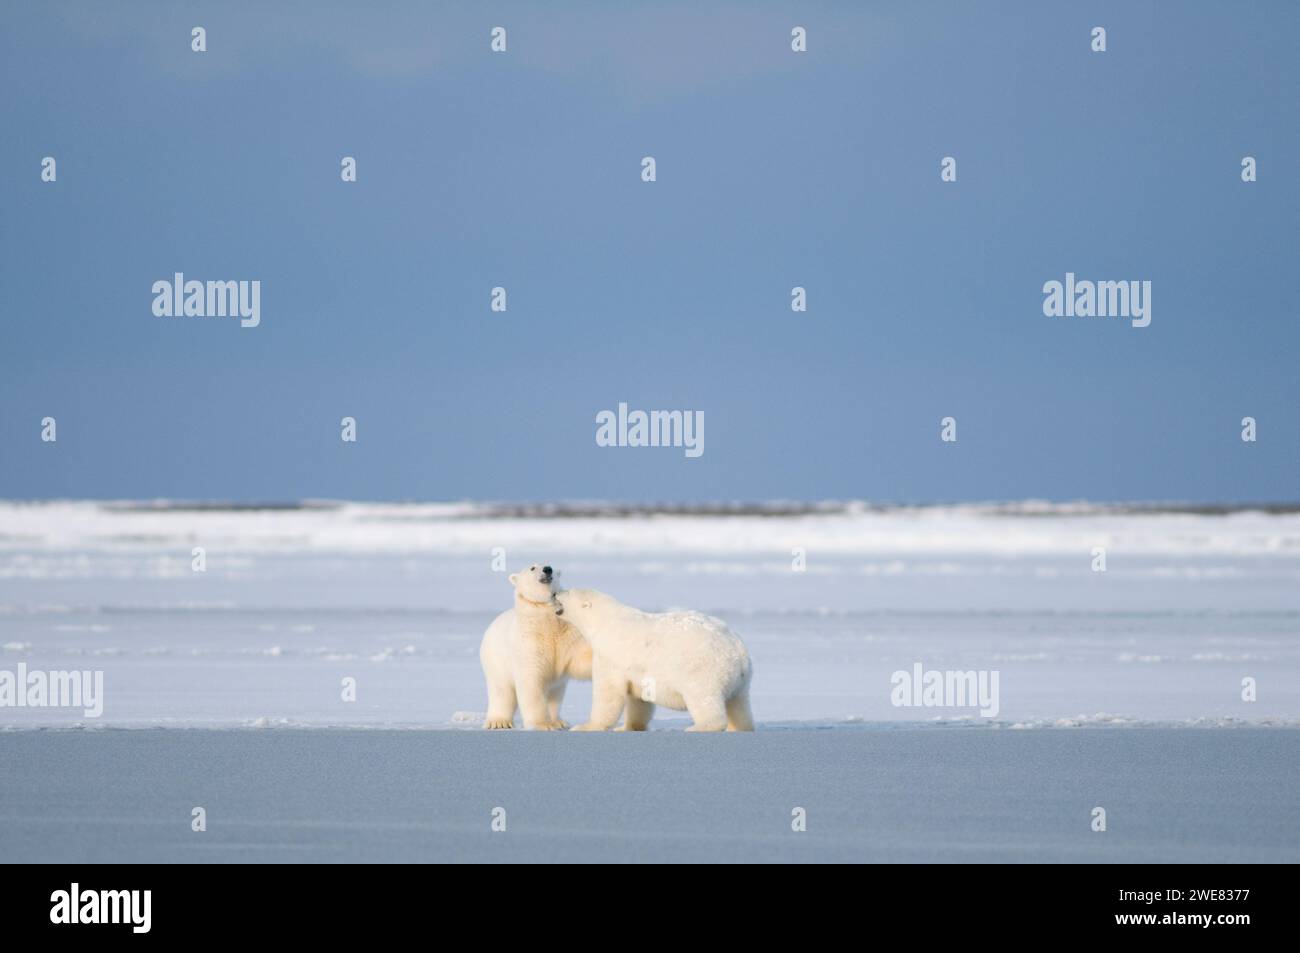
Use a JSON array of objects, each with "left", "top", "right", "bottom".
[{"left": 542, "top": 566, "right": 552, "bottom": 575}]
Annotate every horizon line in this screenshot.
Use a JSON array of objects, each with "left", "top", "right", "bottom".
[{"left": 4, "top": 498, "right": 1300, "bottom": 517}]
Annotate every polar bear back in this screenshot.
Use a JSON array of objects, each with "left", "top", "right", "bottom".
[{"left": 598, "top": 605, "right": 751, "bottom": 702}]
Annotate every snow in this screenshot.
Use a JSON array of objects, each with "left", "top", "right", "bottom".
[{"left": 1, "top": 500, "right": 1298, "bottom": 729}]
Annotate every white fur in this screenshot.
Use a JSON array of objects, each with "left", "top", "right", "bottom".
[
  {"left": 480, "top": 565, "right": 592, "bottom": 730},
  {"left": 555, "top": 588, "right": 754, "bottom": 732}
]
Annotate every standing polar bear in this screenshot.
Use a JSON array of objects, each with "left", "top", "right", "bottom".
[
  {"left": 554, "top": 588, "right": 754, "bottom": 732},
  {"left": 479, "top": 564, "right": 592, "bottom": 730}
]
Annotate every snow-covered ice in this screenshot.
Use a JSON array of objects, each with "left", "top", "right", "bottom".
[{"left": 2, "top": 500, "right": 1297, "bottom": 730}]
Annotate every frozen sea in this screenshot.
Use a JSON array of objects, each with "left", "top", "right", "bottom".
[
  {"left": 3, "top": 728, "right": 1297, "bottom": 863},
  {"left": 2, "top": 500, "right": 1298, "bottom": 862}
]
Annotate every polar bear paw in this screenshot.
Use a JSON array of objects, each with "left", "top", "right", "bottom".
[
  {"left": 484, "top": 716, "right": 514, "bottom": 729},
  {"left": 528, "top": 720, "right": 568, "bottom": 731}
]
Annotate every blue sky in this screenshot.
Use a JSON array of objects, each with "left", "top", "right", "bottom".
[{"left": 2, "top": 1, "right": 1297, "bottom": 503}]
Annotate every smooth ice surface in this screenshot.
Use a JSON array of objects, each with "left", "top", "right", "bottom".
[{"left": 1, "top": 728, "right": 1296, "bottom": 863}]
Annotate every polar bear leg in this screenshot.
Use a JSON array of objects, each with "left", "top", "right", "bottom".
[
  {"left": 573, "top": 668, "right": 627, "bottom": 731},
  {"left": 617, "top": 695, "right": 655, "bottom": 731},
  {"left": 484, "top": 680, "right": 516, "bottom": 730},
  {"left": 518, "top": 677, "right": 563, "bottom": 730},
  {"left": 546, "top": 682, "right": 569, "bottom": 729},
  {"left": 725, "top": 688, "right": 755, "bottom": 732},
  {"left": 683, "top": 693, "right": 728, "bottom": 732}
]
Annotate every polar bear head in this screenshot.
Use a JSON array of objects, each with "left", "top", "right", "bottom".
[
  {"left": 554, "top": 588, "right": 624, "bottom": 632},
  {"left": 509, "top": 564, "right": 559, "bottom": 610}
]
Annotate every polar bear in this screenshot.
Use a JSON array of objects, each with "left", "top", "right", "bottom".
[
  {"left": 479, "top": 564, "right": 592, "bottom": 730},
  {"left": 554, "top": 588, "right": 754, "bottom": 732}
]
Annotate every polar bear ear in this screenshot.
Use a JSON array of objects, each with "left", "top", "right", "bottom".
[{"left": 507, "top": 573, "right": 518, "bottom": 587}]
